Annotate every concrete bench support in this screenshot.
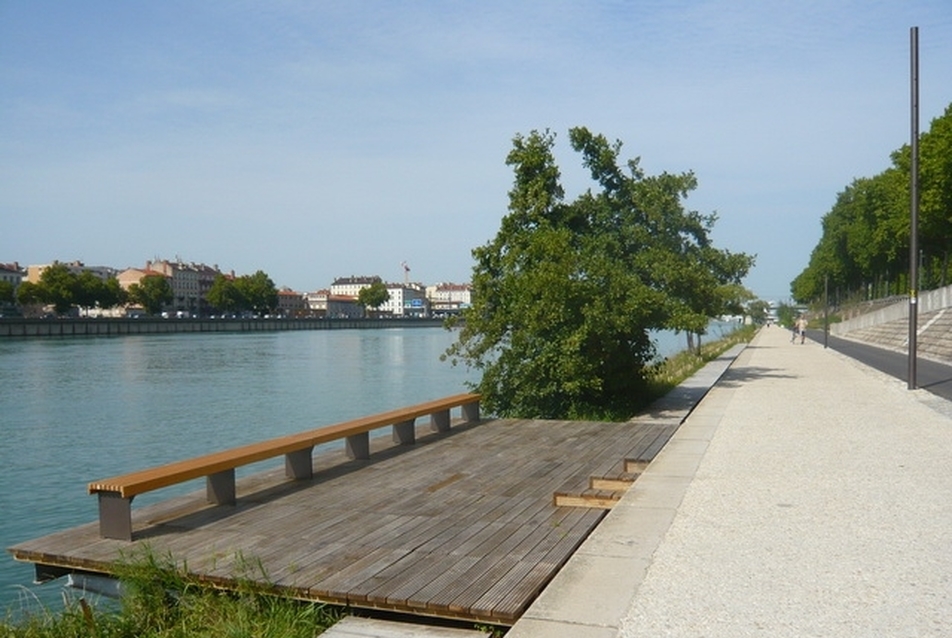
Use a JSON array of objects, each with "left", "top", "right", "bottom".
[
  {"left": 462, "top": 402, "right": 479, "bottom": 423},
  {"left": 346, "top": 432, "right": 370, "bottom": 460},
  {"left": 431, "top": 409, "right": 451, "bottom": 432},
  {"left": 207, "top": 469, "right": 236, "bottom": 506},
  {"left": 285, "top": 447, "right": 314, "bottom": 480},
  {"left": 393, "top": 419, "right": 416, "bottom": 445},
  {"left": 98, "top": 492, "right": 134, "bottom": 542}
]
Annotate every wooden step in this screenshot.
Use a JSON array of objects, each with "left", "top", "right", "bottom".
[
  {"left": 625, "top": 459, "right": 650, "bottom": 474},
  {"left": 553, "top": 488, "right": 624, "bottom": 509},
  {"left": 589, "top": 475, "right": 636, "bottom": 491}
]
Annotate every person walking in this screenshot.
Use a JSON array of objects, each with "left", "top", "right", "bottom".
[{"left": 796, "top": 316, "right": 808, "bottom": 344}]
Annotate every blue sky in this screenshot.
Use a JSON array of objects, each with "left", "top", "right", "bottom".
[{"left": 2, "top": 1, "right": 951, "bottom": 300}]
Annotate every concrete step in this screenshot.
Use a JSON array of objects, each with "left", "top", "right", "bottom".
[{"left": 322, "top": 615, "right": 491, "bottom": 638}]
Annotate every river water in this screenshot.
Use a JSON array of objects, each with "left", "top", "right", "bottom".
[{"left": 0, "top": 324, "right": 719, "bottom": 612}]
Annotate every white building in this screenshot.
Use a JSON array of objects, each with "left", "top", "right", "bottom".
[
  {"left": 382, "top": 283, "right": 428, "bottom": 318},
  {"left": 426, "top": 282, "right": 472, "bottom": 316},
  {"left": 0, "top": 262, "right": 24, "bottom": 289},
  {"left": 330, "top": 275, "right": 382, "bottom": 298}
]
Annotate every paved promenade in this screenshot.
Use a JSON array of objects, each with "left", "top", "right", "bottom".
[{"left": 509, "top": 325, "right": 952, "bottom": 637}]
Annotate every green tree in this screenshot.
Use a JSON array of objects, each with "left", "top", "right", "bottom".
[
  {"left": 745, "top": 298, "right": 772, "bottom": 325},
  {"left": 357, "top": 281, "right": 390, "bottom": 316},
  {"left": 446, "top": 127, "right": 751, "bottom": 420},
  {"left": 128, "top": 275, "right": 173, "bottom": 315},
  {"left": 0, "top": 280, "right": 14, "bottom": 305},
  {"left": 235, "top": 271, "right": 278, "bottom": 315},
  {"left": 792, "top": 102, "right": 952, "bottom": 303},
  {"left": 206, "top": 274, "right": 244, "bottom": 314},
  {"left": 73, "top": 271, "right": 125, "bottom": 315},
  {"left": 37, "top": 262, "right": 77, "bottom": 315}
]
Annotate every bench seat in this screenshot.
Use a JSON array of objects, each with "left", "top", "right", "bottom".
[{"left": 89, "top": 393, "right": 480, "bottom": 540}]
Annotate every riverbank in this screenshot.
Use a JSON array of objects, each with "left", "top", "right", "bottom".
[{"left": 0, "top": 317, "right": 445, "bottom": 338}]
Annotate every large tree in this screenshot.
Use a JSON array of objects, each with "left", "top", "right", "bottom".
[
  {"left": 38, "top": 262, "right": 77, "bottom": 315},
  {"left": 235, "top": 271, "right": 278, "bottom": 315},
  {"left": 206, "top": 274, "right": 244, "bottom": 314},
  {"left": 446, "top": 128, "right": 752, "bottom": 420},
  {"left": 792, "top": 102, "right": 952, "bottom": 302},
  {"left": 357, "top": 281, "right": 390, "bottom": 316},
  {"left": 128, "top": 275, "right": 173, "bottom": 316}
]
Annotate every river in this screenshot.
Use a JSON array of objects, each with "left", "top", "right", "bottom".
[{"left": 0, "top": 324, "right": 727, "bottom": 612}]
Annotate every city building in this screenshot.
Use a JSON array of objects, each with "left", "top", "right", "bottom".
[
  {"left": 0, "top": 262, "right": 24, "bottom": 289},
  {"left": 277, "top": 288, "right": 307, "bottom": 317},
  {"left": 330, "top": 275, "right": 383, "bottom": 298},
  {"left": 383, "top": 282, "right": 428, "bottom": 318},
  {"left": 426, "top": 282, "right": 472, "bottom": 317},
  {"left": 26, "top": 260, "right": 117, "bottom": 283}
]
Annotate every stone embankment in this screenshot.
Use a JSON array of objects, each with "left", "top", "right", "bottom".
[
  {"left": 830, "top": 283, "right": 952, "bottom": 365},
  {"left": 0, "top": 317, "right": 445, "bottom": 338}
]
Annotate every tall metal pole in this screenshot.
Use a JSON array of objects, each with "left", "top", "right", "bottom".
[
  {"left": 908, "top": 26, "right": 919, "bottom": 390},
  {"left": 823, "top": 273, "right": 829, "bottom": 349}
]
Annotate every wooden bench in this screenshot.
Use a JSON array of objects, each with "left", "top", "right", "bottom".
[{"left": 88, "top": 393, "right": 481, "bottom": 541}]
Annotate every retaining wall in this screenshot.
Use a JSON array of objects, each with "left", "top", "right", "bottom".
[
  {"left": 0, "top": 317, "right": 445, "bottom": 338},
  {"left": 830, "top": 283, "right": 952, "bottom": 336}
]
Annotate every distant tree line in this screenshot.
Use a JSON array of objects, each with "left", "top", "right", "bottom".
[
  {"left": 792, "top": 103, "right": 952, "bottom": 304},
  {"left": 206, "top": 271, "right": 279, "bottom": 316},
  {"left": 8, "top": 262, "right": 279, "bottom": 317},
  {"left": 445, "top": 127, "right": 754, "bottom": 421}
]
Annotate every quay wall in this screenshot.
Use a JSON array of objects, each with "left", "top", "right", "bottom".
[
  {"left": 831, "top": 283, "right": 952, "bottom": 336},
  {"left": 0, "top": 317, "right": 446, "bottom": 338}
]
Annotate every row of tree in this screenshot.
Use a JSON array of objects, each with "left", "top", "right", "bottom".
[
  {"left": 5, "top": 263, "right": 280, "bottom": 317},
  {"left": 445, "top": 127, "right": 754, "bottom": 421},
  {"left": 791, "top": 103, "right": 952, "bottom": 303}
]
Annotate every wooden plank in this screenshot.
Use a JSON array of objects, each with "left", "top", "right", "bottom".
[{"left": 553, "top": 491, "right": 621, "bottom": 509}]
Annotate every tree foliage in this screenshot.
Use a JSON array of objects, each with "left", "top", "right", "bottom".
[
  {"left": 12, "top": 263, "right": 127, "bottom": 315},
  {"left": 0, "top": 280, "right": 14, "bottom": 305},
  {"left": 792, "top": 103, "right": 952, "bottom": 303},
  {"left": 357, "top": 281, "right": 390, "bottom": 314},
  {"left": 206, "top": 271, "right": 278, "bottom": 315},
  {"left": 128, "top": 275, "right": 173, "bottom": 315},
  {"left": 446, "top": 127, "right": 753, "bottom": 420},
  {"left": 236, "top": 271, "right": 278, "bottom": 315}
]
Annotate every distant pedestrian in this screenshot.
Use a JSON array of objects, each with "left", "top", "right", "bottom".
[{"left": 796, "top": 316, "right": 808, "bottom": 344}]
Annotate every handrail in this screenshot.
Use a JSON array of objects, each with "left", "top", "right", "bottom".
[{"left": 89, "top": 393, "right": 481, "bottom": 540}]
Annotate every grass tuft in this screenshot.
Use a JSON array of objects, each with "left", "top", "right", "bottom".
[{"left": 1, "top": 547, "right": 343, "bottom": 638}]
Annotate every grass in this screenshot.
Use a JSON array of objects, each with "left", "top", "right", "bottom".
[
  {"left": 0, "top": 548, "right": 344, "bottom": 638},
  {"left": 645, "top": 324, "right": 757, "bottom": 400}
]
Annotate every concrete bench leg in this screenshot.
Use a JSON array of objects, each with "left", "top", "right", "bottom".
[
  {"left": 207, "top": 469, "right": 236, "bottom": 505},
  {"left": 462, "top": 400, "right": 480, "bottom": 423},
  {"left": 98, "top": 492, "right": 134, "bottom": 541},
  {"left": 393, "top": 419, "right": 416, "bottom": 445},
  {"left": 346, "top": 432, "right": 370, "bottom": 460},
  {"left": 430, "top": 409, "right": 450, "bottom": 433},
  {"left": 285, "top": 447, "right": 314, "bottom": 480}
]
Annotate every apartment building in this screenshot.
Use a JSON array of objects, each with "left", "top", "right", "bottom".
[
  {"left": 382, "top": 282, "right": 428, "bottom": 317},
  {"left": 330, "top": 275, "right": 382, "bottom": 298},
  {"left": 0, "top": 262, "right": 24, "bottom": 288},
  {"left": 426, "top": 282, "right": 472, "bottom": 316},
  {"left": 277, "top": 288, "right": 307, "bottom": 317},
  {"left": 26, "top": 260, "right": 117, "bottom": 283}
]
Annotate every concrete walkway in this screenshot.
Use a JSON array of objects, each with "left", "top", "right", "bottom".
[{"left": 508, "top": 325, "right": 952, "bottom": 637}]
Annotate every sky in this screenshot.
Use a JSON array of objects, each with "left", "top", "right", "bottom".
[{"left": 2, "top": 1, "right": 951, "bottom": 301}]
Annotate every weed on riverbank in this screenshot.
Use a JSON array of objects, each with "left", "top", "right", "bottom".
[
  {"left": 645, "top": 324, "right": 757, "bottom": 399},
  {"left": 0, "top": 549, "right": 343, "bottom": 638}
]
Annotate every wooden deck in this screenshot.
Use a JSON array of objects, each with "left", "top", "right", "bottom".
[{"left": 9, "top": 416, "right": 679, "bottom": 625}]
